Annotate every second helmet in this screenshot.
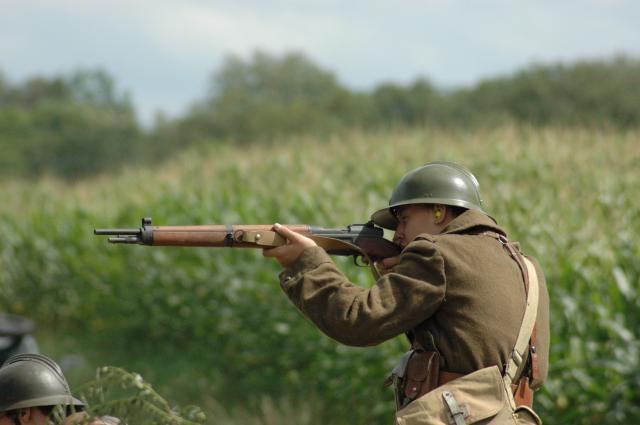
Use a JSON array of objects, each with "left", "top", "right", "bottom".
[{"left": 0, "top": 354, "right": 84, "bottom": 413}]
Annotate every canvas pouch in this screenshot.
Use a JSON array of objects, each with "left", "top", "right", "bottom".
[{"left": 395, "top": 366, "right": 541, "bottom": 425}]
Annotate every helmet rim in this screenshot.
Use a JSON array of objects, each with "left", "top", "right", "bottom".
[{"left": 1, "top": 395, "right": 85, "bottom": 412}]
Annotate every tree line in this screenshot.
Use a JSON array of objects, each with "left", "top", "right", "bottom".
[{"left": 1, "top": 52, "right": 638, "bottom": 179}]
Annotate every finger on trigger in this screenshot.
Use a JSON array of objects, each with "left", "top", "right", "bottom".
[{"left": 382, "top": 256, "right": 400, "bottom": 269}]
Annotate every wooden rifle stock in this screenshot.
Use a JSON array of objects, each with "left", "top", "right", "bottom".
[
  {"left": 95, "top": 217, "right": 401, "bottom": 263},
  {"left": 148, "top": 224, "right": 311, "bottom": 247}
]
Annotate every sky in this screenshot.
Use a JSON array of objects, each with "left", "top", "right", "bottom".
[{"left": 1, "top": 0, "right": 639, "bottom": 125}]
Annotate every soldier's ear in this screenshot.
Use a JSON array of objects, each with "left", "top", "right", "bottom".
[
  {"left": 19, "top": 407, "right": 33, "bottom": 423},
  {"left": 433, "top": 205, "right": 446, "bottom": 223}
]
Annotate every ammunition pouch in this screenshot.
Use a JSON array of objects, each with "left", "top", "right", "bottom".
[
  {"left": 511, "top": 377, "right": 533, "bottom": 409},
  {"left": 384, "top": 349, "right": 441, "bottom": 409}
]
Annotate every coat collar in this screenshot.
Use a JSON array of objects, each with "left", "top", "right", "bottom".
[{"left": 440, "top": 209, "right": 506, "bottom": 236}]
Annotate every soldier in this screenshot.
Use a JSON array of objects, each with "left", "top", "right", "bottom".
[
  {"left": 0, "top": 354, "right": 117, "bottom": 425},
  {"left": 264, "top": 162, "right": 549, "bottom": 424}
]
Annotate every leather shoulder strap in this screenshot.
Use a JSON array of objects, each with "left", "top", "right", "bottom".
[{"left": 479, "top": 232, "right": 540, "bottom": 385}]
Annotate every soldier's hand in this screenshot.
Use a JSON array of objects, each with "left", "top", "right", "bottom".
[
  {"left": 62, "top": 412, "right": 84, "bottom": 425},
  {"left": 263, "top": 223, "right": 317, "bottom": 268},
  {"left": 62, "top": 412, "right": 120, "bottom": 425},
  {"left": 378, "top": 255, "right": 401, "bottom": 275}
]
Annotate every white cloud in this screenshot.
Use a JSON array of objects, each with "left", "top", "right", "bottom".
[
  {"left": 1, "top": 0, "right": 638, "bottom": 123},
  {"left": 122, "top": 1, "right": 342, "bottom": 61}
]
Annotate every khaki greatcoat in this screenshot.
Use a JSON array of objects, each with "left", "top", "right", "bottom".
[{"left": 279, "top": 210, "right": 549, "bottom": 389}]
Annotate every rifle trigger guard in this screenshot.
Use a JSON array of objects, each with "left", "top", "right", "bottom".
[
  {"left": 353, "top": 255, "right": 368, "bottom": 267},
  {"left": 354, "top": 255, "right": 382, "bottom": 279}
]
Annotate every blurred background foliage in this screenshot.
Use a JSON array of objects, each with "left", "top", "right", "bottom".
[
  {"left": 0, "top": 69, "right": 140, "bottom": 179},
  {"left": 1, "top": 51, "right": 639, "bottom": 424},
  {"left": 1, "top": 51, "right": 639, "bottom": 179}
]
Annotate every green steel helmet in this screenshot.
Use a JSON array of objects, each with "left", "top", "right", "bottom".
[
  {"left": 371, "top": 161, "right": 485, "bottom": 229},
  {"left": 0, "top": 354, "right": 84, "bottom": 412}
]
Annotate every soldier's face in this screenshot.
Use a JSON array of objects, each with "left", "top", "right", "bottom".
[
  {"left": 393, "top": 205, "right": 439, "bottom": 247},
  {"left": 0, "top": 413, "right": 11, "bottom": 425},
  {"left": 0, "top": 408, "right": 50, "bottom": 425}
]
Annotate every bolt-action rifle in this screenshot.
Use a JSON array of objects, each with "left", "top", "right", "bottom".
[{"left": 94, "top": 217, "right": 401, "bottom": 269}]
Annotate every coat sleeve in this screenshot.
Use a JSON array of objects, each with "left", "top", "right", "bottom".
[{"left": 279, "top": 239, "right": 446, "bottom": 347}]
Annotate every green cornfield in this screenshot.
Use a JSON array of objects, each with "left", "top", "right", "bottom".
[{"left": 1, "top": 125, "right": 638, "bottom": 424}]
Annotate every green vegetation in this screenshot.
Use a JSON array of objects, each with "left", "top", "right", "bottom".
[
  {"left": 176, "top": 51, "right": 364, "bottom": 144},
  {"left": 1, "top": 53, "right": 639, "bottom": 179},
  {"left": 78, "top": 367, "right": 206, "bottom": 424},
  {"left": 0, "top": 69, "right": 141, "bottom": 179},
  {"left": 1, "top": 126, "right": 638, "bottom": 424}
]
